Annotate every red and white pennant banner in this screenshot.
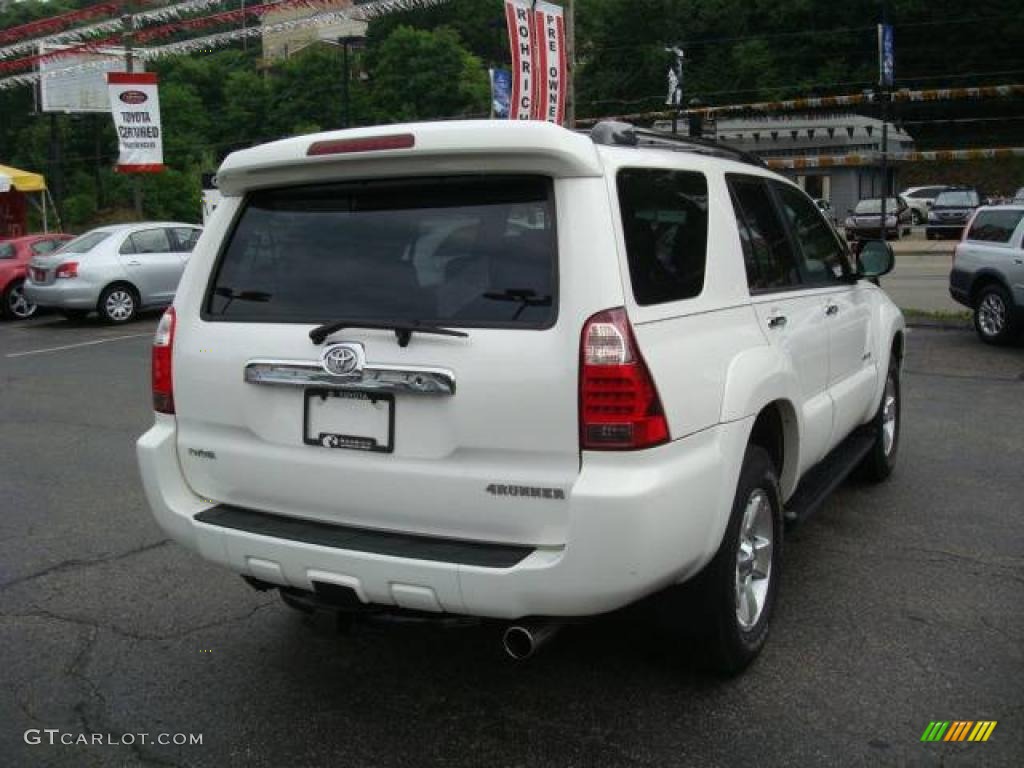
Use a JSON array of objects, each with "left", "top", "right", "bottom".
[{"left": 503, "top": 0, "right": 566, "bottom": 123}]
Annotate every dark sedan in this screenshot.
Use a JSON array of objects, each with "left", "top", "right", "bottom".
[
  {"left": 926, "top": 188, "right": 980, "bottom": 240},
  {"left": 843, "top": 197, "right": 912, "bottom": 241}
]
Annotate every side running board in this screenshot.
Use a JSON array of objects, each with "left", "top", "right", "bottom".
[{"left": 784, "top": 427, "right": 876, "bottom": 526}]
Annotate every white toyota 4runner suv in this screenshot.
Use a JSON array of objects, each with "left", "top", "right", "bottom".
[{"left": 138, "top": 120, "right": 905, "bottom": 674}]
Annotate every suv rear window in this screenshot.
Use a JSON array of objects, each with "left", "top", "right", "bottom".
[
  {"left": 617, "top": 168, "right": 708, "bottom": 305},
  {"left": 966, "top": 209, "right": 1024, "bottom": 243},
  {"left": 934, "top": 190, "right": 978, "bottom": 207},
  {"left": 206, "top": 176, "right": 556, "bottom": 327}
]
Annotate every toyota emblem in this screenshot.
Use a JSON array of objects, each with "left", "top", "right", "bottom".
[{"left": 320, "top": 343, "right": 364, "bottom": 376}]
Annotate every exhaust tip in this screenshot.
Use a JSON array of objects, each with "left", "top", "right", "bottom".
[{"left": 502, "top": 626, "right": 536, "bottom": 660}]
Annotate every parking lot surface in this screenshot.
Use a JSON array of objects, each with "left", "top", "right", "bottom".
[{"left": 1, "top": 315, "right": 1022, "bottom": 767}]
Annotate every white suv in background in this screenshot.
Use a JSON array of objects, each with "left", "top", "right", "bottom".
[{"left": 137, "top": 120, "right": 905, "bottom": 674}]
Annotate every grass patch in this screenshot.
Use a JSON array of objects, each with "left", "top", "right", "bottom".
[{"left": 901, "top": 308, "right": 972, "bottom": 324}]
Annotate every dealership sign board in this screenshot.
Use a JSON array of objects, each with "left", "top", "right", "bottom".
[
  {"left": 503, "top": 0, "right": 567, "bottom": 123},
  {"left": 106, "top": 72, "right": 164, "bottom": 173}
]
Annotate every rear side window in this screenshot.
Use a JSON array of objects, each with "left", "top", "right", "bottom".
[
  {"left": 0, "top": 243, "right": 13, "bottom": 259},
  {"left": 966, "top": 210, "right": 1024, "bottom": 243},
  {"left": 206, "top": 176, "right": 556, "bottom": 327},
  {"left": 727, "top": 175, "right": 801, "bottom": 293},
  {"left": 617, "top": 169, "right": 708, "bottom": 305}
]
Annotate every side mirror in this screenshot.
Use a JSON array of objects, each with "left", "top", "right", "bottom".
[{"left": 857, "top": 239, "right": 894, "bottom": 278}]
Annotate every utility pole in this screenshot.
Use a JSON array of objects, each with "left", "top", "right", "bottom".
[
  {"left": 338, "top": 36, "right": 363, "bottom": 129},
  {"left": 123, "top": 14, "right": 143, "bottom": 219}
]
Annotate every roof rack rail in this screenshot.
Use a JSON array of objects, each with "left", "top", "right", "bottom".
[{"left": 589, "top": 120, "right": 767, "bottom": 168}]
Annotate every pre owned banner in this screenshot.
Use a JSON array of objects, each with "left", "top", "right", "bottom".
[
  {"left": 106, "top": 72, "right": 164, "bottom": 173},
  {"left": 504, "top": 0, "right": 536, "bottom": 120},
  {"left": 531, "top": 1, "right": 566, "bottom": 124}
]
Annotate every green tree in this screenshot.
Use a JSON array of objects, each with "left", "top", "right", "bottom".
[{"left": 365, "top": 25, "right": 488, "bottom": 122}]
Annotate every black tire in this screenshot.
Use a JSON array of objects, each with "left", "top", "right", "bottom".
[
  {"left": 973, "top": 283, "right": 1019, "bottom": 346},
  {"left": 60, "top": 309, "right": 90, "bottom": 321},
  {"left": 280, "top": 588, "right": 316, "bottom": 614},
  {"left": 857, "top": 357, "right": 901, "bottom": 482},
  {"left": 98, "top": 284, "right": 138, "bottom": 324},
  {"left": 664, "top": 445, "right": 783, "bottom": 676},
  {"left": 1, "top": 279, "right": 36, "bottom": 320}
]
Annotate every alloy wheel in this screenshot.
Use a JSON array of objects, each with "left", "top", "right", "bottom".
[
  {"left": 977, "top": 293, "right": 1006, "bottom": 338},
  {"left": 105, "top": 290, "right": 135, "bottom": 322},
  {"left": 735, "top": 489, "right": 774, "bottom": 630},
  {"left": 882, "top": 375, "right": 898, "bottom": 457},
  {"left": 8, "top": 283, "right": 36, "bottom": 319}
]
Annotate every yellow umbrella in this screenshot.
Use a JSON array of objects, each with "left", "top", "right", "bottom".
[{"left": 0, "top": 163, "right": 47, "bottom": 193}]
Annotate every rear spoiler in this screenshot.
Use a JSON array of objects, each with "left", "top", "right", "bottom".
[{"left": 216, "top": 120, "right": 605, "bottom": 195}]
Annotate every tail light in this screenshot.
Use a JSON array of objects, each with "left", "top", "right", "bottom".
[
  {"left": 580, "top": 307, "right": 669, "bottom": 450},
  {"left": 152, "top": 307, "right": 175, "bottom": 414},
  {"left": 307, "top": 134, "right": 415, "bottom": 156},
  {"left": 55, "top": 261, "right": 78, "bottom": 278}
]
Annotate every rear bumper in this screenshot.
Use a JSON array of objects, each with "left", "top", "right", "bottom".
[
  {"left": 23, "top": 280, "right": 99, "bottom": 309},
  {"left": 137, "top": 415, "right": 752, "bottom": 619}
]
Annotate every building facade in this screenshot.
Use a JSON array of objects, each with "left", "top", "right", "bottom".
[{"left": 658, "top": 114, "right": 915, "bottom": 219}]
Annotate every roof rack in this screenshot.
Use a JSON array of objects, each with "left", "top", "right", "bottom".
[{"left": 589, "top": 120, "right": 767, "bottom": 168}]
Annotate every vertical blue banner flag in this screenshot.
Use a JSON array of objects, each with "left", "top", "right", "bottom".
[
  {"left": 878, "top": 24, "right": 895, "bottom": 87},
  {"left": 490, "top": 68, "right": 512, "bottom": 119}
]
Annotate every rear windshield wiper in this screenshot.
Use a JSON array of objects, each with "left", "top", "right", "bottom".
[
  {"left": 482, "top": 289, "right": 552, "bottom": 320},
  {"left": 213, "top": 287, "right": 272, "bottom": 311},
  {"left": 309, "top": 319, "right": 469, "bottom": 347}
]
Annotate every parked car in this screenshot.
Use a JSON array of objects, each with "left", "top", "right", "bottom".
[
  {"left": 137, "top": 120, "right": 905, "bottom": 675},
  {"left": 844, "top": 197, "right": 912, "bottom": 241},
  {"left": 0, "top": 233, "right": 74, "bottom": 320},
  {"left": 899, "top": 185, "right": 949, "bottom": 225},
  {"left": 813, "top": 198, "right": 838, "bottom": 227},
  {"left": 950, "top": 205, "right": 1024, "bottom": 345},
  {"left": 24, "top": 222, "right": 202, "bottom": 323},
  {"left": 926, "top": 187, "right": 980, "bottom": 240}
]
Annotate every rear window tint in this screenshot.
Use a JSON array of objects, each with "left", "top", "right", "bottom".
[
  {"left": 967, "top": 210, "right": 1024, "bottom": 243},
  {"left": 59, "top": 231, "right": 110, "bottom": 254},
  {"left": 0, "top": 243, "right": 13, "bottom": 259},
  {"left": 206, "top": 176, "right": 556, "bottom": 327},
  {"left": 617, "top": 169, "right": 708, "bottom": 305}
]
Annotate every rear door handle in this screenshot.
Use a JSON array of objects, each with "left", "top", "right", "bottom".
[
  {"left": 826, "top": 303, "right": 839, "bottom": 316},
  {"left": 768, "top": 314, "right": 787, "bottom": 329},
  {"left": 126, "top": 260, "right": 142, "bottom": 267}
]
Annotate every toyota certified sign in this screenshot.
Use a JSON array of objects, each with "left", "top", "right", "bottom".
[{"left": 106, "top": 72, "right": 164, "bottom": 173}]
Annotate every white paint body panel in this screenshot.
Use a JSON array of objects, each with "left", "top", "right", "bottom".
[{"left": 138, "top": 121, "right": 904, "bottom": 619}]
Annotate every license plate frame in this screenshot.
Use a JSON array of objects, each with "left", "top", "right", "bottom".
[{"left": 302, "top": 388, "right": 395, "bottom": 454}]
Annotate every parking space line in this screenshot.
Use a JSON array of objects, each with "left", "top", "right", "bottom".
[{"left": 5, "top": 333, "right": 152, "bottom": 358}]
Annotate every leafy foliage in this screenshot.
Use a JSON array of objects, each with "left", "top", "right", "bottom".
[{"left": 0, "top": 0, "right": 1021, "bottom": 229}]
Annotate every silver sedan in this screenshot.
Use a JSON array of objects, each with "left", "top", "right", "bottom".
[{"left": 24, "top": 222, "right": 201, "bottom": 323}]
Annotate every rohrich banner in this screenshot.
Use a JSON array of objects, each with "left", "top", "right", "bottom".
[
  {"left": 106, "top": 72, "right": 164, "bottom": 173},
  {"left": 503, "top": 0, "right": 567, "bottom": 123}
]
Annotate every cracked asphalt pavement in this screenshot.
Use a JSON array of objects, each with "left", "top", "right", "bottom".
[{"left": 1, "top": 314, "right": 1022, "bottom": 767}]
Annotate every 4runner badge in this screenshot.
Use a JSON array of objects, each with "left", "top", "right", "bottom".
[{"left": 486, "top": 484, "right": 566, "bottom": 500}]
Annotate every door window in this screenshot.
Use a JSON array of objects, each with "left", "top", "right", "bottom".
[
  {"left": 727, "top": 175, "right": 802, "bottom": 293},
  {"left": 171, "top": 227, "right": 202, "bottom": 252},
  {"left": 772, "top": 182, "right": 851, "bottom": 284},
  {"left": 127, "top": 228, "right": 173, "bottom": 255},
  {"left": 617, "top": 168, "right": 709, "bottom": 304},
  {"left": 966, "top": 210, "right": 1024, "bottom": 243}
]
